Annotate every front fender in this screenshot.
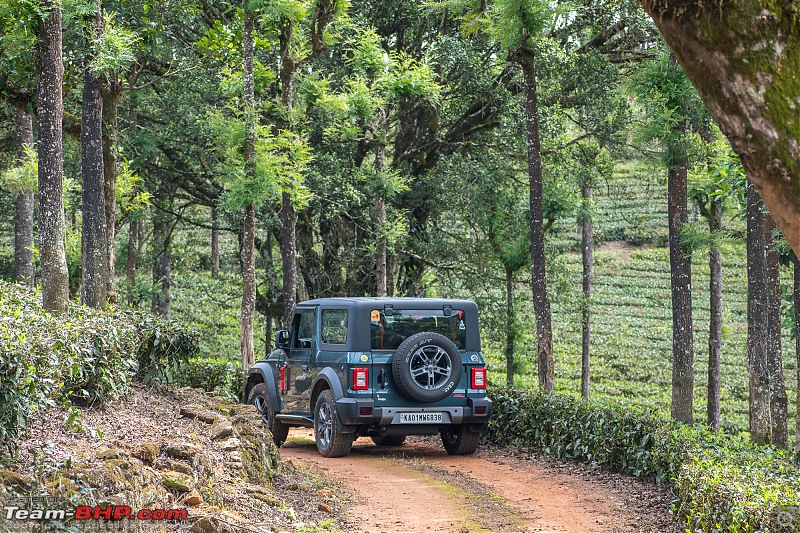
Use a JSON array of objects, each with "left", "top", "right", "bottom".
[{"left": 246, "top": 362, "right": 282, "bottom": 413}]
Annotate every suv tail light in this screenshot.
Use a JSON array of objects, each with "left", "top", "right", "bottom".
[
  {"left": 352, "top": 368, "right": 369, "bottom": 390},
  {"left": 279, "top": 366, "right": 289, "bottom": 392},
  {"left": 471, "top": 368, "right": 486, "bottom": 390}
]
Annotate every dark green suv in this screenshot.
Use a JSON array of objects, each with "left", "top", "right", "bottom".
[{"left": 244, "top": 298, "right": 492, "bottom": 457}]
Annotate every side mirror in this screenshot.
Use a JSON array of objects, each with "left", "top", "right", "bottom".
[{"left": 276, "top": 330, "right": 290, "bottom": 350}]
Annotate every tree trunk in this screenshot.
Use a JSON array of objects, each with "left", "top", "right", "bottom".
[
  {"left": 794, "top": 257, "right": 800, "bottom": 459},
  {"left": 707, "top": 202, "right": 723, "bottom": 430},
  {"left": 13, "top": 108, "right": 35, "bottom": 286},
  {"left": 126, "top": 217, "right": 137, "bottom": 304},
  {"left": 640, "top": 1, "right": 800, "bottom": 259},
  {"left": 152, "top": 205, "right": 172, "bottom": 319},
  {"left": 505, "top": 266, "right": 515, "bottom": 385},
  {"left": 36, "top": 0, "right": 69, "bottom": 312},
  {"left": 279, "top": 19, "right": 298, "bottom": 327},
  {"left": 765, "top": 212, "right": 788, "bottom": 448},
  {"left": 667, "top": 121, "right": 694, "bottom": 423},
  {"left": 375, "top": 142, "right": 387, "bottom": 297},
  {"left": 241, "top": 8, "right": 257, "bottom": 370},
  {"left": 80, "top": 1, "right": 108, "bottom": 309},
  {"left": 102, "top": 77, "right": 124, "bottom": 304},
  {"left": 581, "top": 180, "right": 593, "bottom": 401},
  {"left": 211, "top": 206, "right": 220, "bottom": 277},
  {"left": 513, "top": 44, "right": 554, "bottom": 392},
  {"left": 747, "top": 184, "right": 771, "bottom": 444}
]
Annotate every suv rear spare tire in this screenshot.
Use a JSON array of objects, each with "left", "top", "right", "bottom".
[{"left": 392, "top": 332, "right": 462, "bottom": 403}]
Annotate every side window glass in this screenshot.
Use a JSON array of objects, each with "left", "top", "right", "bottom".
[
  {"left": 292, "top": 311, "right": 316, "bottom": 349},
  {"left": 321, "top": 310, "right": 348, "bottom": 345}
]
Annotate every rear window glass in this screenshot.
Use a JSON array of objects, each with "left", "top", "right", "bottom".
[
  {"left": 370, "top": 309, "right": 466, "bottom": 350},
  {"left": 321, "top": 309, "right": 348, "bottom": 344}
]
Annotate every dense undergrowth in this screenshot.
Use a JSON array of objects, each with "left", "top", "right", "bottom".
[
  {"left": 489, "top": 387, "right": 800, "bottom": 532},
  {"left": 0, "top": 280, "right": 198, "bottom": 449}
]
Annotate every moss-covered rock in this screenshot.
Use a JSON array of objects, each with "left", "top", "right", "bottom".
[
  {"left": 162, "top": 470, "right": 194, "bottom": 492},
  {"left": 133, "top": 441, "right": 159, "bottom": 465},
  {"left": 164, "top": 442, "right": 202, "bottom": 460}
]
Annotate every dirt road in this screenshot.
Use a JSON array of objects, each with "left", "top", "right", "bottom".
[{"left": 280, "top": 429, "right": 676, "bottom": 533}]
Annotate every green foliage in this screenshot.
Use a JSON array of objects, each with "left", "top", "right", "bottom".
[
  {"left": 0, "top": 145, "right": 36, "bottom": 193},
  {"left": 133, "top": 311, "right": 199, "bottom": 389},
  {"left": 88, "top": 12, "right": 139, "bottom": 79},
  {"left": 178, "top": 356, "right": 243, "bottom": 401},
  {"left": 489, "top": 387, "right": 800, "bottom": 531},
  {"left": 0, "top": 281, "right": 198, "bottom": 451}
]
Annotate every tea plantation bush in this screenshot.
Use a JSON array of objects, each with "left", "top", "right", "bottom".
[
  {"left": 489, "top": 387, "right": 800, "bottom": 531},
  {"left": 0, "top": 281, "right": 197, "bottom": 448}
]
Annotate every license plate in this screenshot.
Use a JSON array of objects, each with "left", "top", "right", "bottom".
[{"left": 399, "top": 412, "right": 443, "bottom": 424}]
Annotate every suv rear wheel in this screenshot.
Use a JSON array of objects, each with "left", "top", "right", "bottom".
[
  {"left": 440, "top": 426, "right": 480, "bottom": 455},
  {"left": 248, "top": 383, "right": 289, "bottom": 446},
  {"left": 314, "top": 390, "right": 355, "bottom": 457}
]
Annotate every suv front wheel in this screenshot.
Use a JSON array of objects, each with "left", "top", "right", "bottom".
[{"left": 314, "top": 390, "right": 355, "bottom": 458}]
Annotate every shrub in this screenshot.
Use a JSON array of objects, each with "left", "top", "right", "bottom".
[
  {"left": 0, "top": 281, "right": 198, "bottom": 450},
  {"left": 488, "top": 387, "right": 800, "bottom": 532},
  {"left": 179, "top": 356, "right": 243, "bottom": 401}
]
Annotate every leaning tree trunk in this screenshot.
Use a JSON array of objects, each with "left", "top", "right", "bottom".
[
  {"left": 513, "top": 43, "right": 554, "bottom": 392},
  {"left": 765, "top": 212, "right": 788, "bottom": 448},
  {"left": 581, "top": 180, "right": 593, "bottom": 401},
  {"left": 747, "top": 185, "right": 771, "bottom": 444},
  {"left": 36, "top": 1, "right": 70, "bottom": 312},
  {"left": 667, "top": 119, "right": 695, "bottom": 424},
  {"left": 640, "top": 1, "right": 800, "bottom": 259},
  {"left": 707, "top": 202, "right": 723, "bottom": 430},
  {"left": 240, "top": 8, "right": 257, "bottom": 370},
  {"left": 13, "top": 108, "right": 35, "bottom": 286},
  {"left": 80, "top": 1, "right": 109, "bottom": 309},
  {"left": 102, "top": 76, "right": 124, "bottom": 304}
]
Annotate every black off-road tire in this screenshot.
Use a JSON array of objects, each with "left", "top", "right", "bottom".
[
  {"left": 248, "top": 383, "right": 289, "bottom": 446},
  {"left": 440, "top": 425, "right": 481, "bottom": 455},
  {"left": 370, "top": 435, "right": 407, "bottom": 447},
  {"left": 392, "top": 332, "right": 462, "bottom": 403},
  {"left": 314, "top": 390, "right": 355, "bottom": 458}
]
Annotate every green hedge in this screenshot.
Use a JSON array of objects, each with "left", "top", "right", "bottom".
[
  {"left": 488, "top": 387, "right": 800, "bottom": 532},
  {"left": 0, "top": 281, "right": 198, "bottom": 449}
]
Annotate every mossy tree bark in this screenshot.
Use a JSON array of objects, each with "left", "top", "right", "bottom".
[
  {"left": 707, "top": 202, "right": 723, "bottom": 430},
  {"left": 102, "top": 76, "right": 124, "bottom": 304},
  {"left": 36, "top": 0, "right": 69, "bottom": 312},
  {"left": 640, "top": 1, "right": 800, "bottom": 258},
  {"left": 580, "top": 180, "right": 593, "bottom": 401}
]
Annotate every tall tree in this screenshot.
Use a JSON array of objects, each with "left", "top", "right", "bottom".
[
  {"left": 241, "top": 5, "right": 257, "bottom": 370},
  {"left": 36, "top": 0, "right": 69, "bottom": 311},
  {"left": 508, "top": 11, "right": 555, "bottom": 392},
  {"left": 81, "top": 0, "right": 109, "bottom": 308},
  {"left": 13, "top": 107, "right": 35, "bottom": 286},
  {"left": 764, "top": 213, "right": 788, "bottom": 448},
  {"left": 747, "top": 185, "right": 771, "bottom": 444},
  {"left": 579, "top": 166, "right": 593, "bottom": 401}
]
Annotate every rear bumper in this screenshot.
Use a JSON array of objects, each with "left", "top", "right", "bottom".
[{"left": 335, "top": 397, "right": 493, "bottom": 427}]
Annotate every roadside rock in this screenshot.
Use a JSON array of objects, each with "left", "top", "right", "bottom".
[
  {"left": 180, "top": 405, "right": 220, "bottom": 424},
  {"left": 211, "top": 422, "right": 234, "bottom": 440},
  {"left": 133, "top": 441, "right": 159, "bottom": 464},
  {"left": 185, "top": 491, "right": 204, "bottom": 506},
  {"left": 164, "top": 442, "right": 202, "bottom": 460},
  {"left": 162, "top": 470, "right": 194, "bottom": 492}
]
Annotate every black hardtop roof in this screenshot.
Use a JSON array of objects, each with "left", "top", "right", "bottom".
[{"left": 296, "top": 297, "right": 478, "bottom": 312}]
